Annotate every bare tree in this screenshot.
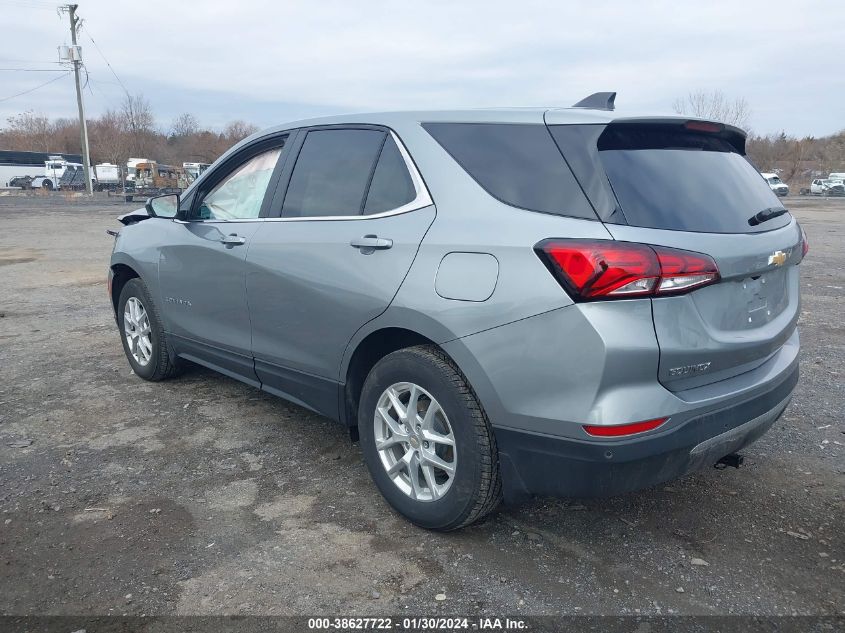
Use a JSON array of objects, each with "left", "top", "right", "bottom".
[
  {"left": 672, "top": 90, "right": 751, "bottom": 130},
  {"left": 120, "top": 93, "right": 155, "bottom": 156},
  {"left": 188, "top": 130, "right": 226, "bottom": 162},
  {"left": 51, "top": 118, "right": 82, "bottom": 154},
  {"left": 746, "top": 131, "right": 820, "bottom": 182},
  {"left": 223, "top": 120, "right": 259, "bottom": 143},
  {"left": 3, "top": 111, "right": 54, "bottom": 152},
  {"left": 89, "top": 109, "right": 129, "bottom": 169},
  {"left": 171, "top": 112, "right": 198, "bottom": 138}
]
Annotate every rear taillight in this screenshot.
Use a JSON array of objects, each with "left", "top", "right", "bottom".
[
  {"left": 536, "top": 239, "right": 720, "bottom": 301},
  {"left": 800, "top": 225, "right": 809, "bottom": 258}
]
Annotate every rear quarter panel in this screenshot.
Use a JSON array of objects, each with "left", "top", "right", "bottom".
[{"left": 341, "top": 118, "right": 614, "bottom": 375}]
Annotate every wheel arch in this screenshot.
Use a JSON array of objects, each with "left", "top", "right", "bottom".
[
  {"left": 109, "top": 262, "right": 141, "bottom": 315},
  {"left": 342, "top": 327, "right": 435, "bottom": 434}
]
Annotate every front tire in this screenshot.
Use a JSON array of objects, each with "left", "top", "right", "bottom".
[
  {"left": 358, "top": 345, "right": 501, "bottom": 530},
  {"left": 117, "top": 278, "right": 182, "bottom": 381}
]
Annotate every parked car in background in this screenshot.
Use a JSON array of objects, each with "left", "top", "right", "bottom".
[
  {"left": 109, "top": 97, "right": 806, "bottom": 530},
  {"left": 828, "top": 172, "right": 845, "bottom": 184},
  {"left": 761, "top": 172, "right": 789, "bottom": 197},
  {"left": 806, "top": 178, "right": 845, "bottom": 196}
]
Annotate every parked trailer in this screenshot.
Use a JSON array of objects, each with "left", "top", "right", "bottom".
[
  {"left": 0, "top": 150, "right": 82, "bottom": 188},
  {"left": 93, "top": 163, "right": 121, "bottom": 191}
]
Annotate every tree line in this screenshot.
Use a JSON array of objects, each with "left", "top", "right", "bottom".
[
  {"left": 673, "top": 89, "right": 845, "bottom": 182},
  {"left": 2, "top": 90, "right": 843, "bottom": 184},
  {"left": 0, "top": 93, "right": 258, "bottom": 171}
]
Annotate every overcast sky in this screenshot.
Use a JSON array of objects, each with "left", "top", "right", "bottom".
[{"left": 1, "top": 0, "right": 842, "bottom": 137}]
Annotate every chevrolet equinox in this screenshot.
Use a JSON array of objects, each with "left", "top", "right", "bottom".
[{"left": 109, "top": 93, "right": 805, "bottom": 530}]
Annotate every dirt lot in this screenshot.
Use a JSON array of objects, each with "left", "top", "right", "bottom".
[{"left": 0, "top": 192, "right": 842, "bottom": 617}]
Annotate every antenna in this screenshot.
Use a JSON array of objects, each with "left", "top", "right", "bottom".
[{"left": 572, "top": 92, "right": 617, "bottom": 111}]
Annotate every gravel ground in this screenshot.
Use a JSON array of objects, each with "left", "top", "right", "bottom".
[{"left": 0, "top": 192, "right": 842, "bottom": 617}]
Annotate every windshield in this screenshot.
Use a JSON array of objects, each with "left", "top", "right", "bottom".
[
  {"left": 596, "top": 124, "right": 790, "bottom": 233},
  {"left": 767, "top": 176, "right": 783, "bottom": 185}
]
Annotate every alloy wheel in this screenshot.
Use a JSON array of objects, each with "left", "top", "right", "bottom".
[
  {"left": 123, "top": 297, "right": 153, "bottom": 366},
  {"left": 374, "top": 382, "right": 457, "bottom": 501}
]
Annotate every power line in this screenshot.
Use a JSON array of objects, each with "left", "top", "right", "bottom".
[
  {"left": 0, "top": 71, "right": 70, "bottom": 103},
  {"left": 0, "top": 68, "right": 69, "bottom": 72},
  {"left": 0, "top": 59, "right": 64, "bottom": 64},
  {"left": 0, "top": 0, "right": 59, "bottom": 10},
  {"left": 80, "top": 24, "right": 130, "bottom": 98}
]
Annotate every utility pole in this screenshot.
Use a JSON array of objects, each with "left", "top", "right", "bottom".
[{"left": 62, "top": 4, "right": 93, "bottom": 195}]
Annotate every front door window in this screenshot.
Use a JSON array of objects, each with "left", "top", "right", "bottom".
[{"left": 197, "top": 148, "right": 282, "bottom": 220}]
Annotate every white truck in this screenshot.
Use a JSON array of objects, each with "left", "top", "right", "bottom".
[
  {"left": 760, "top": 172, "right": 789, "bottom": 197},
  {"left": 30, "top": 157, "right": 94, "bottom": 191}
]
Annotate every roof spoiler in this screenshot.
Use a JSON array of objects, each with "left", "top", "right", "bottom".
[{"left": 572, "top": 92, "right": 616, "bottom": 111}]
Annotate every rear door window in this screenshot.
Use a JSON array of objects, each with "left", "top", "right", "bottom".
[
  {"left": 423, "top": 122, "right": 597, "bottom": 220},
  {"left": 592, "top": 124, "right": 790, "bottom": 233},
  {"left": 282, "top": 129, "right": 386, "bottom": 218}
]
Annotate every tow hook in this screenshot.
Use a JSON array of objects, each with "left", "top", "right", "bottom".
[{"left": 715, "top": 453, "right": 744, "bottom": 469}]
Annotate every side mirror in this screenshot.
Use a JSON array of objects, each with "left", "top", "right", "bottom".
[{"left": 145, "top": 193, "right": 180, "bottom": 219}]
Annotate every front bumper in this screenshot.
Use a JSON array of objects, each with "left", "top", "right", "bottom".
[{"left": 494, "top": 363, "right": 798, "bottom": 501}]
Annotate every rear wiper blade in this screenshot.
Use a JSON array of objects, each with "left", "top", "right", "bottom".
[{"left": 748, "top": 206, "right": 788, "bottom": 226}]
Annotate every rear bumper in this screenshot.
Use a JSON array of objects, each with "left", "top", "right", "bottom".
[{"left": 494, "top": 363, "right": 797, "bottom": 501}]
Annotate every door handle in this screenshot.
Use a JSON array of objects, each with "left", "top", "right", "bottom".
[
  {"left": 350, "top": 235, "right": 393, "bottom": 252},
  {"left": 221, "top": 233, "right": 247, "bottom": 246}
]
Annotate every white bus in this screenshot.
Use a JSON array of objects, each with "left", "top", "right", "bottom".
[{"left": 0, "top": 150, "right": 82, "bottom": 188}]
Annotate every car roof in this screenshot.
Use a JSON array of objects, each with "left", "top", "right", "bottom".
[
  {"left": 202, "top": 106, "right": 746, "bottom": 191},
  {"left": 254, "top": 106, "right": 699, "bottom": 135}
]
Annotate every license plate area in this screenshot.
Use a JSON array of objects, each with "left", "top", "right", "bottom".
[{"left": 737, "top": 268, "right": 788, "bottom": 328}]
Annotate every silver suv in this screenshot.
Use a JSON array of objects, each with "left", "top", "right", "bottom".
[{"left": 109, "top": 93, "right": 806, "bottom": 530}]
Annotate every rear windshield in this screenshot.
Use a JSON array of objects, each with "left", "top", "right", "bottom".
[
  {"left": 596, "top": 124, "right": 790, "bottom": 233},
  {"left": 423, "top": 122, "right": 597, "bottom": 220}
]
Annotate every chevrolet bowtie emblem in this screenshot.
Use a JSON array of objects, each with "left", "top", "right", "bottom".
[{"left": 768, "top": 250, "right": 787, "bottom": 266}]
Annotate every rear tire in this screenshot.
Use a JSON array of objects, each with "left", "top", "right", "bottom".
[
  {"left": 358, "top": 345, "right": 501, "bottom": 530},
  {"left": 117, "top": 278, "right": 182, "bottom": 381},
  {"left": 42, "top": 180, "right": 53, "bottom": 191}
]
